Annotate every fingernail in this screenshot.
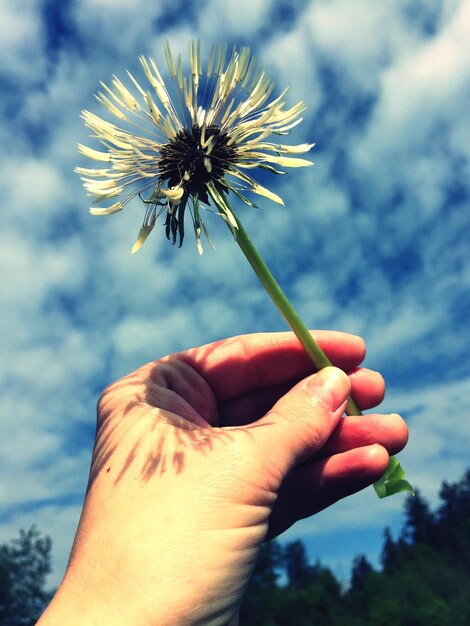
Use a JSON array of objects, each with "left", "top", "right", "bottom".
[{"left": 307, "top": 367, "right": 350, "bottom": 411}]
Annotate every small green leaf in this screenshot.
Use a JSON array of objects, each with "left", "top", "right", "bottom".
[{"left": 374, "top": 456, "right": 414, "bottom": 498}]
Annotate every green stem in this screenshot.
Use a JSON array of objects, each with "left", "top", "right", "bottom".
[
  {"left": 230, "top": 209, "right": 362, "bottom": 417},
  {"left": 222, "top": 200, "right": 412, "bottom": 499}
]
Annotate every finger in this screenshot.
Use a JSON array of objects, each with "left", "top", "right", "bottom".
[
  {"left": 267, "top": 444, "right": 390, "bottom": 539},
  {"left": 248, "top": 367, "right": 351, "bottom": 477},
  {"left": 218, "top": 368, "right": 385, "bottom": 426},
  {"left": 318, "top": 412, "right": 409, "bottom": 458},
  {"left": 180, "top": 331, "right": 366, "bottom": 401},
  {"left": 348, "top": 368, "right": 385, "bottom": 408}
]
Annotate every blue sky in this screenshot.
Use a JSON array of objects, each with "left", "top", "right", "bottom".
[{"left": 1, "top": 0, "right": 470, "bottom": 587}]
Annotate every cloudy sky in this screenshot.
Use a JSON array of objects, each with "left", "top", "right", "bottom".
[{"left": 1, "top": 0, "right": 470, "bottom": 587}]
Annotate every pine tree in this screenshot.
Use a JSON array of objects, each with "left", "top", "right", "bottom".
[
  {"left": 401, "top": 488, "right": 436, "bottom": 545},
  {"left": 350, "top": 554, "right": 374, "bottom": 593},
  {"left": 282, "top": 540, "right": 316, "bottom": 588},
  {"left": 0, "top": 526, "right": 53, "bottom": 625}
]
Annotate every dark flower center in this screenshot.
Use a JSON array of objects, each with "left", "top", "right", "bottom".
[{"left": 158, "top": 124, "right": 238, "bottom": 202}]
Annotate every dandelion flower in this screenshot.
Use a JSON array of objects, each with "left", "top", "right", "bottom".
[{"left": 76, "top": 41, "right": 314, "bottom": 253}]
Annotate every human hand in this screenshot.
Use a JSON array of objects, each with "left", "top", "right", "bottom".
[{"left": 39, "top": 331, "right": 407, "bottom": 626}]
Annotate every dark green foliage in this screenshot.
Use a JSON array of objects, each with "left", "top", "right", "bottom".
[
  {"left": 273, "top": 563, "right": 344, "bottom": 626},
  {"left": 401, "top": 488, "right": 436, "bottom": 545},
  {"left": 282, "top": 540, "right": 317, "bottom": 588},
  {"left": 350, "top": 554, "right": 374, "bottom": 593},
  {"left": 242, "top": 469, "right": 470, "bottom": 625},
  {"left": 0, "top": 526, "right": 53, "bottom": 626}
]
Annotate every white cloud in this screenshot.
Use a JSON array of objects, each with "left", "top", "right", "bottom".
[
  {"left": 305, "top": 0, "right": 415, "bottom": 90},
  {"left": 72, "top": 0, "right": 170, "bottom": 52},
  {"left": 354, "top": 1, "right": 470, "bottom": 173},
  {"left": 0, "top": 232, "right": 86, "bottom": 315},
  {"left": 198, "top": 0, "right": 272, "bottom": 39},
  {"left": 3, "top": 159, "right": 65, "bottom": 231},
  {"left": 387, "top": 375, "right": 470, "bottom": 503},
  {"left": 366, "top": 300, "right": 444, "bottom": 361},
  {"left": 0, "top": 0, "right": 47, "bottom": 84},
  {"left": 113, "top": 310, "right": 196, "bottom": 362}
]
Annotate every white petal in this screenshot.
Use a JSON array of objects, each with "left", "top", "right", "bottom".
[
  {"left": 276, "top": 143, "right": 315, "bottom": 154},
  {"left": 89, "top": 202, "right": 123, "bottom": 215},
  {"left": 161, "top": 185, "right": 184, "bottom": 203},
  {"left": 131, "top": 223, "right": 155, "bottom": 253},
  {"left": 263, "top": 155, "right": 314, "bottom": 168},
  {"left": 164, "top": 41, "right": 177, "bottom": 78},
  {"left": 224, "top": 204, "right": 238, "bottom": 229},
  {"left": 77, "top": 144, "right": 112, "bottom": 162},
  {"left": 112, "top": 76, "right": 139, "bottom": 110},
  {"left": 252, "top": 183, "right": 284, "bottom": 205},
  {"left": 207, "top": 183, "right": 239, "bottom": 230},
  {"left": 95, "top": 92, "right": 127, "bottom": 120},
  {"left": 126, "top": 70, "right": 146, "bottom": 97},
  {"left": 145, "top": 91, "right": 162, "bottom": 124}
]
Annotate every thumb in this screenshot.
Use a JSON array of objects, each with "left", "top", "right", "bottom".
[{"left": 250, "top": 367, "right": 351, "bottom": 476}]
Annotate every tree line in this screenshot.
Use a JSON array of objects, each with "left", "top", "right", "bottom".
[
  {"left": 241, "top": 468, "right": 470, "bottom": 625},
  {"left": 1, "top": 469, "right": 469, "bottom": 625}
]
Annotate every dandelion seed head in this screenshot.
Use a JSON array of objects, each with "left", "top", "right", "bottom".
[{"left": 76, "top": 41, "right": 313, "bottom": 253}]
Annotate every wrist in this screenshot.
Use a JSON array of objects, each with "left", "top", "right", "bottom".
[
  {"left": 37, "top": 575, "right": 138, "bottom": 626},
  {"left": 38, "top": 563, "right": 241, "bottom": 626}
]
